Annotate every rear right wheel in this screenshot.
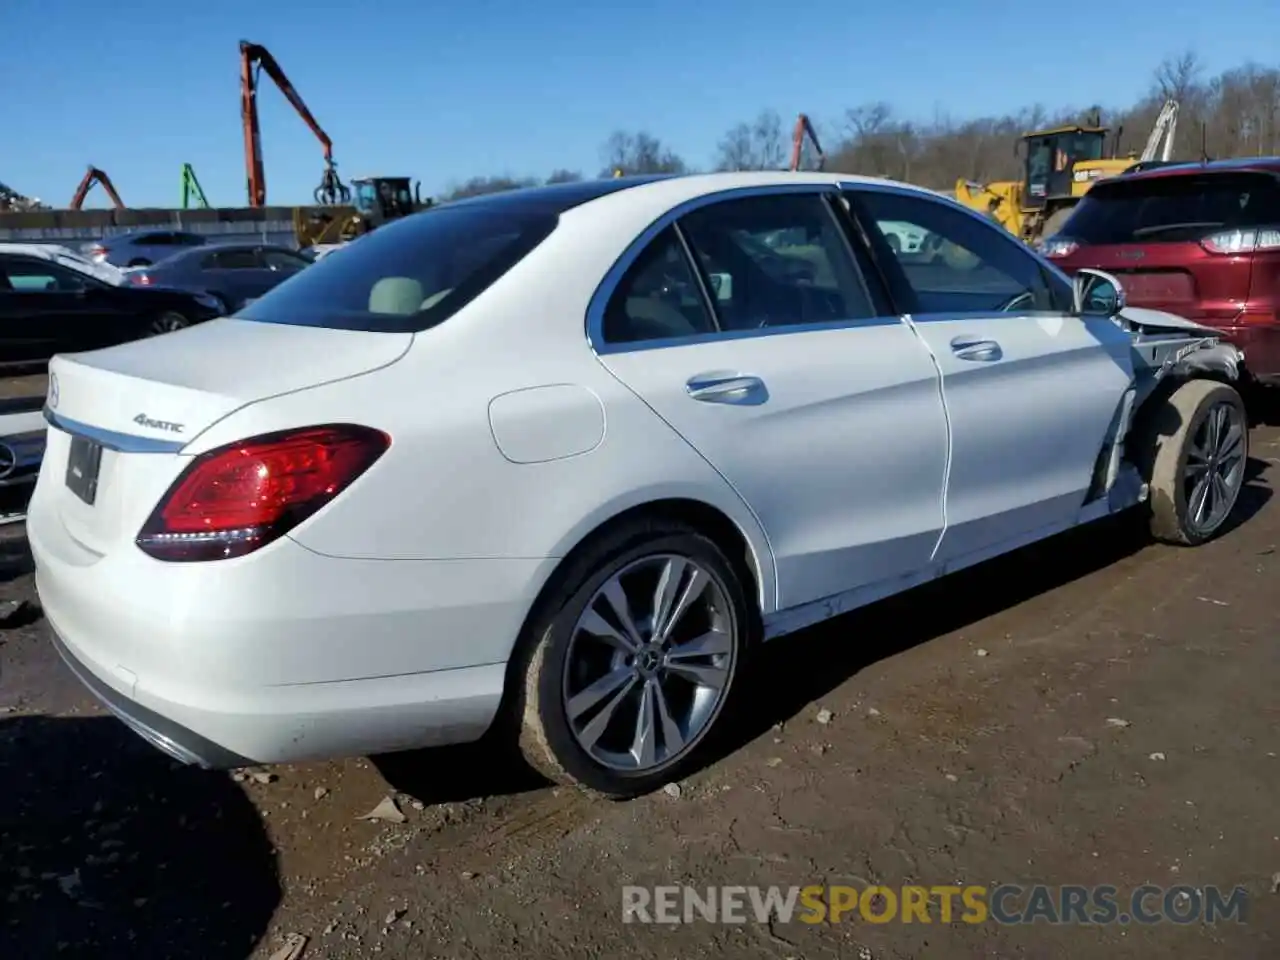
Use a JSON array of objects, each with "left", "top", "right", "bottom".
[{"left": 513, "top": 518, "right": 751, "bottom": 798}]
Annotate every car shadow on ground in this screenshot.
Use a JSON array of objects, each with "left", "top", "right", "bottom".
[
  {"left": 374, "top": 738, "right": 547, "bottom": 806},
  {"left": 0, "top": 714, "right": 280, "bottom": 960}
]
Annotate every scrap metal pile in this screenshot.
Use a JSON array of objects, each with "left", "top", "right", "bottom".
[{"left": 0, "top": 180, "right": 48, "bottom": 212}]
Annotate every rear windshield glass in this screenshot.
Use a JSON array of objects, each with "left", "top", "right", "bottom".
[
  {"left": 235, "top": 204, "right": 557, "bottom": 332},
  {"left": 1062, "top": 171, "right": 1280, "bottom": 245}
]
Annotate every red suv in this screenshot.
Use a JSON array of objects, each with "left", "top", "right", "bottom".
[{"left": 1043, "top": 159, "right": 1280, "bottom": 380}]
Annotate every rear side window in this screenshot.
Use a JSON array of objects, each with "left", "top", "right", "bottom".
[
  {"left": 204, "top": 249, "right": 260, "bottom": 269},
  {"left": 238, "top": 205, "right": 557, "bottom": 333},
  {"left": 1062, "top": 172, "right": 1280, "bottom": 245}
]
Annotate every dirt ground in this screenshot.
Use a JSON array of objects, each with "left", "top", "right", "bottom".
[{"left": 2, "top": 429, "right": 1279, "bottom": 960}]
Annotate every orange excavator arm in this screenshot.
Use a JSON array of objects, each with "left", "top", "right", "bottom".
[
  {"left": 69, "top": 166, "right": 125, "bottom": 210},
  {"left": 239, "top": 40, "right": 349, "bottom": 207},
  {"left": 789, "top": 114, "right": 825, "bottom": 172}
]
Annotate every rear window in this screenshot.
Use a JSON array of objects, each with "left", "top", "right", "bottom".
[
  {"left": 236, "top": 204, "right": 557, "bottom": 332},
  {"left": 1062, "top": 171, "right": 1280, "bottom": 245}
]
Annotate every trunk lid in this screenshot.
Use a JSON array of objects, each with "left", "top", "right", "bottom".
[
  {"left": 1056, "top": 242, "right": 1251, "bottom": 324},
  {"left": 39, "top": 318, "right": 411, "bottom": 557},
  {"left": 48, "top": 318, "right": 410, "bottom": 441}
]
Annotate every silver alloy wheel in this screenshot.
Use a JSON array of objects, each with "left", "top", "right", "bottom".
[
  {"left": 150, "top": 312, "right": 188, "bottom": 335},
  {"left": 562, "top": 554, "right": 736, "bottom": 773},
  {"left": 1183, "top": 399, "right": 1246, "bottom": 536}
]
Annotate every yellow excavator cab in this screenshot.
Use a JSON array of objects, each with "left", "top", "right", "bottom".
[{"left": 955, "top": 125, "right": 1117, "bottom": 243}]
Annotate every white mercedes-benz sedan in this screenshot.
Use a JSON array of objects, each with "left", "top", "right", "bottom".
[{"left": 30, "top": 172, "right": 1250, "bottom": 798}]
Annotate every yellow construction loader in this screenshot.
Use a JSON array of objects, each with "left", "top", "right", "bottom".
[{"left": 955, "top": 100, "right": 1178, "bottom": 245}]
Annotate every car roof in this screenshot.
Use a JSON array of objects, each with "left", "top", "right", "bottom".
[
  {"left": 0, "top": 242, "right": 77, "bottom": 260},
  {"left": 1118, "top": 156, "right": 1280, "bottom": 182},
  {"left": 439, "top": 171, "right": 936, "bottom": 222},
  {"left": 0, "top": 242, "right": 126, "bottom": 284}
]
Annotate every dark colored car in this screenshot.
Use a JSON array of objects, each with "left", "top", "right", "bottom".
[
  {"left": 82, "top": 229, "right": 208, "bottom": 268},
  {"left": 1043, "top": 158, "right": 1280, "bottom": 380},
  {"left": 0, "top": 247, "right": 223, "bottom": 366},
  {"left": 125, "top": 242, "right": 312, "bottom": 312}
]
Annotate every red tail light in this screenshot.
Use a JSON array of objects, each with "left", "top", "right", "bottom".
[
  {"left": 85, "top": 244, "right": 108, "bottom": 259},
  {"left": 127, "top": 272, "right": 151, "bottom": 285},
  {"left": 136, "top": 424, "right": 390, "bottom": 562}
]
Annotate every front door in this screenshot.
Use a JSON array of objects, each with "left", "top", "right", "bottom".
[
  {"left": 593, "top": 190, "right": 949, "bottom": 610},
  {"left": 0, "top": 256, "right": 125, "bottom": 360},
  {"left": 845, "top": 186, "right": 1134, "bottom": 565}
]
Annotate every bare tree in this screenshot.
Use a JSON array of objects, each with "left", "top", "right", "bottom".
[
  {"left": 599, "top": 131, "right": 687, "bottom": 176},
  {"left": 442, "top": 175, "right": 537, "bottom": 201},
  {"left": 714, "top": 110, "right": 786, "bottom": 170},
  {"left": 446, "top": 52, "right": 1280, "bottom": 196},
  {"left": 545, "top": 169, "right": 584, "bottom": 184}
]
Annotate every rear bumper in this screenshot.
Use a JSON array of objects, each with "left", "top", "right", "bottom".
[
  {"left": 1217, "top": 319, "right": 1280, "bottom": 380},
  {"left": 49, "top": 622, "right": 252, "bottom": 768},
  {"left": 30, "top": 497, "right": 556, "bottom": 766}
]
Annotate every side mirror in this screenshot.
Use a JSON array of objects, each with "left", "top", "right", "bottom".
[{"left": 1073, "top": 267, "right": 1126, "bottom": 316}]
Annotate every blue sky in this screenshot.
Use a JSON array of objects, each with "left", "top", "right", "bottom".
[{"left": 2, "top": 0, "right": 1275, "bottom": 208}]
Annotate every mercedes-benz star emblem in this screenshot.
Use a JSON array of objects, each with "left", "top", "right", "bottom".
[
  {"left": 0, "top": 444, "right": 17, "bottom": 481},
  {"left": 47, "top": 372, "right": 59, "bottom": 409}
]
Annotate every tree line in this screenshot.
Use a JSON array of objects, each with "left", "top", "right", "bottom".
[{"left": 438, "top": 52, "right": 1280, "bottom": 202}]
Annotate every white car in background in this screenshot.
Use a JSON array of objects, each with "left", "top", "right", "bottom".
[
  {"left": 0, "top": 243, "right": 128, "bottom": 286},
  {"left": 30, "top": 172, "right": 1249, "bottom": 798},
  {"left": 875, "top": 219, "right": 927, "bottom": 253}
]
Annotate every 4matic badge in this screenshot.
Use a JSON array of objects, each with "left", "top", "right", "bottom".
[{"left": 133, "top": 414, "right": 184, "bottom": 434}]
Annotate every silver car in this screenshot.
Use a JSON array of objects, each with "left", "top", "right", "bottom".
[{"left": 82, "top": 230, "right": 208, "bottom": 268}]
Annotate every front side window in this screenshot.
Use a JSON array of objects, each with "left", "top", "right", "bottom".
[
  {"left": 207, "top": 249, "right": 260, "bottom": 270},
  {"left": 237, "top": 202, "right": 557, "bottom": 332},
  {"left": 602, "top": 227, "right": 717, "bottom": 344},
  {"left": 678, "top": 193, "right": 876, "bottom": 330},
  {"left": 263, "top": 249, "right": 310, "bottom": 271},
  {"left": 852, "top": 190, "right": 1063, "bottom": 315}
]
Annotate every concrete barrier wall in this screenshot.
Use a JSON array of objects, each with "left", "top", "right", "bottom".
[{"left": 0, "top": 205, "right": 356, "bottom": 245}]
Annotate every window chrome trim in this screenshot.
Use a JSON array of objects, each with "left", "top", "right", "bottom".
[
  {"left": 44, "top": 407, "right": 187, "bottom": 454},
  {"left": 586, "top": 183, "right": 905, "bottom": 355}
]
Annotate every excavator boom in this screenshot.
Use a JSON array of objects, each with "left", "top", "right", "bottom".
[
  {"left": 1140, "top": 99, "right": 1179, "bottom": 163},
  {"left": 180, "top": 162, "right": 210, "bottom": 209},
  {"left": 69, "top": 166, "right": 125, "bottom": 210},
  {"left": 239, "top": 40, "right": 349, "bottom": 207},
  {"left": 789, "top": 114, "right": 825, "bottom": 172}
]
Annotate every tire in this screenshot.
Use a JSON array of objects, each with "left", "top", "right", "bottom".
[
  {"left": 513, "top": 517, "right": 752, "bottom": 798},
  {"left": 148, "top": 311, "right": 190, "bottom": 336},
  {"left": 1037, "top": 205, "right": 1074, "bottom": 244},
  {"left": 1137, "top": 379, "right": 1248, "bottom": 545}
]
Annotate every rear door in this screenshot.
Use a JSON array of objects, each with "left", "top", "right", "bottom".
[
  {"left": 1049, "top": 171, "right": 1280, "bottom": 326},
  {"left": 844, "top": 185, "right": 1134, "bottom": 563},
  {"left": 593, "top": 188, "right": 949, "bottom": 610},
  {"left": 260, "top": 248, "right": 311, "bottom": 289},
  {"left": 201, "top": 247, "right": 275, "bottom": 307}
]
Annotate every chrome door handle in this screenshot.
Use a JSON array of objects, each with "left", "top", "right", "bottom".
[
  {"left": 950, "top": 335, "right": 1003, "bottom": 362},
  {"left": 685, "top": 373, "right": 768, "bottom": 405}
]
